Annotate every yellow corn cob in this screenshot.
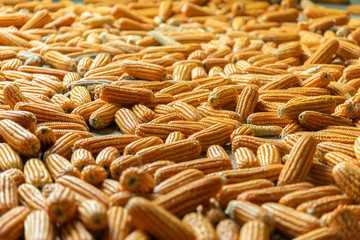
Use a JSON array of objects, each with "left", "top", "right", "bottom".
[
  {"left": 51, "top": 94, "right": 76, "bottom": 113},
  {"left": 243, "top": 124, "right": 282, "bottom": 138},
  {"left": 1, "top": 168, "right": 24, "bottom": 186},
  {"left": 89, "top": 103, "right": 121, "bottom": 129},
  {"left": 45, "top": 153, "right": 80, "bottom": 180},
  {"left": 172, "top": 101, "right": 202, "bottom": 121},
  {"left": 43, "top": 132, "right": 83, "bottom": 160},
  {"left": 214, "top": 164, "right": 283, "bottom": 184},
  {"left": 100, "top": 179, "right": 122, "bottom": 195},
  {"left": 24, "top": 158, "right": 53, "bottom": 188},
  {"left": 35, "top": 126, "right": 56, "bottom": 149},
  {"left": 0, "top": 30, "right": 31, "bottom": 48},
  {"left": 165, "top": 131, "right": 185, "bottom": 144},
  {"left": 173, "top": 64, "right": 191, "bottom": 81},
  {"left": 330, "top": 205, "right": 360, "bottom": 239},
  {"left": 119, "top": 167, "right": 155, "bottom": 193},
  {"left": 76, "top": 57, "right": 93, "bottom": 77},
  {"left": 247, "top": 112, "right": 293, "bottom": 127},
  {"left": 3, "top": 83, "right": 27, "bottom": 109},
  {"left": 105, "top": 206, "right": 131, "bottom": 240},
  {"left": 216, "top": 219, "right": 240, "bottom": 240},
  {"left": 126, "top": 197, "right": 195, "bottom": 240},
  {"left": 261, "top": 202, "right": 321, "bottom": 238},
  {"left": 57, "top": 175, "right": 109, "bottom": 206},
  {"left": 43, "top": 51, "right": 76, "bottom": 71},
  {"left": 99, "top": 85, "right": 155, "bottom": 104},
  {"left": 0, "top": 142, "right": 22, "bottom": 172},
  {"left": 18, "top": 183, "right": 47, "bottom": 211},
  {"left": 119, "top": 60, "right": 166, "bottom": 81},
  {"left": 208, "top": 86, "right": 238, "bottom": 109},
  {"left": 61, "top": 220, "right": 94, "bottom": 240},
  {"left": 307, "top": 162, "right": 335, "bottom": 186},
  {"left": 183, "top": 213, "right": 218, "bottom": 240},
  {"left": 132, "top": 104, "right": 156, "bottom": 123},
  {"left": 234, "top": 86, "right": 258, "bottom": 123},
  {"left": 32, "top": 74, "right": 65, "bottom": 93},
  {"left": 153, "top": 176, "right": 222, "bottom": 217},
  {"left": 141, "top": 161, "right": 174, "bottom": 177},
  {"left": 73, "top": 135, "right": 141, "bottom": 155},
  {"left": 191, "top": 66, "right": 208, "bottom": 80},
  {"left": 78, "top": 199, "right": 108, "bottom": 231},
  {"left": 1, "top": 58, "right": 22, "bottom": 71},
  {"left": 332, "top": 162, "right": 360, "bottom": 203},
  {"left": 293, "top": 227, "right": 337, "bottom": 240},
  {"left": 207, "top": 145, "right": 230, "bottom": 160},
  {"left": 90, "top": 53, "right": 111, "bottom": 70},
  {"left": 70, "top": 149, "right": 96, "bottom": 171},
  {"left": 115, "top": 108, "right": 140, "bottom": 134},
  {"left": 46, "top": 185, "right": 76, "bottom": 224},
  {"left": 317, "top": 141, "right": 356, "bottom": 158},
  {"left": 258, "top": 74, "right": 301, "bottom": 93},
  {"left": 24, "top": 210, "right": 56, "bottom": 240},
  {"left": 154, "top": 157, "right": 232, "bottom": 183},
  {"left": 70, "top": 86, "right": 91, "bottom": 108},
  {"left": 232, "top": 135, "right": 288, "bottom": 155},
  {"left": 0, "top": 206, "right": 31, "bottom": 240},
  {"left": 172, "top": 90, "right": 210, "bottom": 107},
  {"left": 324, "top": 151, "right": 359, "bottom": 167},
  {"left": 198, "top": 103, "right": 240, "bottom": 120},
  {"left": 256, "top": 144, "right": 282, "bottom": 167},
  {"left": 123, "top": 136, "right": 163, "bottom": 155},
  {"left": 81, "top": 165, "right": 107, "bottom": 186},
  {"left": 0, "top": 174, "right": 18, "bottom": 216},
  {"left": 234, "top": 147, "right": 259, "bottom": 169},
  {"left": 298, "top": 111, "right": 353, "bottom": 131},
  {"left": 96, "top": 146, "right": 120, "bottom": 175},
  {"left": 135, "top": 123, "right": 203, "bottom": 139},
  {"left": 239, "top": 220, "right": 270, "bottom": 240}
]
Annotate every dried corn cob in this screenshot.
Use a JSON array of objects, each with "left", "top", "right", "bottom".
[
  {"left": 89, "top": 103, "right": 121, "bottom": 129},
  {"left": 46, "top": 186, "right": 76, "bottom": 224},
  {"left": 332, "top": 162, "right": 360, "bottom": 203},
  {"left": 235, "top": 86, "right": 259, "bottom": 123},
  {"left": 81, "top": 165, "right": 108, "bottom": 186},
  {"left": 115, "top": 108, "right": 140, "bottom": 134},
  {"left": 35, "top": 126, "right": 56, "bottom": 149},
  {"left": 24, "top": 158, "right": 53, "bottom": 189},
  {"left": 0, "top": 143, "right": 22, "bottom": 172},
  {"left": 18, "top": 183, "right": 47, "bottom": 211},
  {"left": 326, "top": 206, "right": 360, "bottom": 240},
  {"left": 216, "top": 219, "right": 240, "bottom": 240},
  {"left": 3, "top": 83, "right": 27, "bottom": 109},
  {"left": 119, "top": 167, "right": 155, "bottom": 193},
  {"left": 0, "top": 174, "right": 18, "bottom": 216},
  {"left": 257, "top": 144, "right": 282, "bottom": 166},
  {"left": 232, "top": 135, "right": 288, "bottom": 155},
  {"left": 183, "top": 213, "right": 218, "bottom": 240},
  {"left": 78, "top": 199, "right": 108, "bottom": 230},
  {"left": 1, "top": 168, "right": 24, "bottom": 186},
  {"left": 234, "top": 147, "right": 259, "bottom": 169},
  {"left": 24, "top": 210, "right": 56, "bottom": 240},
  {"left": 239, "top": 220, "right": 270, "bottom": 240},
  {"left": 0, "top": 206, "right": 31, "bottom": 240},
  {"left": 99, "top": 85, "right": 155, "bottom": 104}
]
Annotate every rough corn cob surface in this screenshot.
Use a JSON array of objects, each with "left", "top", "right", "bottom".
[{"left": 0, "top": 0, "right": 360, "bottom": 239}]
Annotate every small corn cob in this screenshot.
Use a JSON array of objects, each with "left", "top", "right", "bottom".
[
  {"left": 0, "top": 110, "right": 36, "bottom": 131},
  {"left": 126, "top": 197, "right": 195, "bottom": 240},
  {"left": 57, "top": 176, "right": 109, "bottom": 206},
  {"left": 332, "top": 162, "right": 360, "bottom": 203},
  {"left": 1, "top": 168, "right": 24, "bottom": 186},
  {"left": 279, "top": 185, "right": 341, "bottom": 208},
  {"left": 244, "top": 124, "right": 282, "bottom": 137},
  {"left": 197, "top": 103, "right": 240, "bottom": 120},
  {"left": 24, "top": 210, "right": 56, "bottom": 240},
  {"left": 298, "top": 111, "right": 353, "bottom": 131},
  {"left": 96, "top": 146, "right": 120, "bottom": 174},
  {"left": 305, "top": 39, "right": 339, "bottom": 65},
  {"left": 165, "top": 131, "right": 185, "bottom": 144},
  {"left": 105, "top": 206, "right": 131, "bottom": 240},
  {"left": 89, "top": 103, "right": 121, "bottom": 129},
  {"left": 76, "top": 57, "right": 93, "bottom": 77},
  {"left": 172, "top": 101, "right": 202, "bottom": 121},
  {"left": 235, "top": 86, "right": 259, "bottom": 123},
  {"left": 90, "top": 53, "right": 111, "bottom": 70},
  {"left": 153, "top": 176, "right": 222, "bottom": 217},
  {"left": 20, "top": 9, "right": 52, "bottom": 30},
  {"left": 73, "top": 135, "right": 141, "bottom": 155},
  {"left": 61, "top": 220, "right": 94, "bottom": 240},
  {"left": 0, "top": 174, "right": 18, "bottom": 216},
  {"left": 154, "top": 169, "right": 204, "bottom": 194},
  {"left": 301, "top": 71, "right": 331, "bottom": 88},
  {"left": 46, "top": 186, "right": 76, "bottom": 224},
  {"left": 51, "top": 94, "right": 76, "bottom": 113},
  {"left": 119, "top": 167, "right": 155, "bottom": 193},
  {"left": 293, "top": 227, "right": 337, "bottom": 240},
  {"left": 78, "top": 199, "right": 108, "bottom": 230},
  {"left": 324, "top": 152, "right": 359, "bottom": 167},
  {"left": 278, "top": 134, "right": 317, "bottom": 185},
  {"left": 0, "top": 206, "right": 31, "bottom": 240},
  {"left": 119, "top": 60, "right": 166, "bottom": 81},
  {"left": 234, "top": 147, "right": 260, "bottom": 169},
  {"left": 71, "top": 149, "right": 96, "bottom": 171},
  {"left": 35, "top": 126, "right": 56, "bottom": 149},
  {"left": 183, "top": 213, "right": 218, "bottom": 240},
  {"left": 72, "top": 99, "right": 107, "bottom": 123},
  {"left": 135, "top": 138, "right": 201, "bottom": 164},
  {"left": 326, "top": 206, "right": 360, "bottom": 239},
  {"left": 239, "top": 220, "right": 270, "bottom": 240},
  {"left": 0, "top": 143, "right": 23, "bottom": 172},
  {"left": 154, "top": 157, "right": 232, "bottom": 183},
  {"left": 216, "top": 219, "right": 240, "bottom": 240},
  {"left": 70, "top": 86, "right": 92, "bottom": 108},
  {"left": 3, "top": 83, "right": 27, "bottom": 109},
  {"left": 173, "top": 64, "right": 191, "bottom": 81},
  {"left": 24, "top": 158, "right": 53, "bottom": 189},
  {"left": 207, "top": 145, "right": 230, "bottom": 160},
  {"left": 208, "top": 86, "right": 238, "bottom": 109},
  {"left": 43, "top": 133, "right": 83, "bottom": 160},
  {"left": 115, "top": 108, "right": 140, "bottom": 134},
  {"left": 123, "top": 136, "right": 163, "bottom": 156},
  {"left": 215, "top": 164, "right": 283, "bottom": 184},
  {"left": 257, "top": 144, "right": 282, "bottom": 166},
  {"left": 99, "top": 85, "right": 155, "bottom": 104},
  {"left": 247, "top": 112, "right": 293, "bottom": 127},
  {"left": 110, "top": 155, "right": 142, "bottom": 180},
  {"left": 43, "top": 51, "right": 76, "bottom": 71},
  {"left": 81, "top": 165, "right": 108, "bottom": 186},
  {"left": 261, "top": 202, "right": 321, "bottom": 238},
  {"left": 232, "top": 135, "right": 288, "bottom": 155},
  {"left": 258, "top": 74, "right": 301, "bottom": 93},
  {"left": 18, "top": 183, "right": 47, "bottom": 211}
]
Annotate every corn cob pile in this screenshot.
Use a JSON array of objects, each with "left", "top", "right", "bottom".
[{"left": 1, "top": 0, "right": 360, "bottom": 239}]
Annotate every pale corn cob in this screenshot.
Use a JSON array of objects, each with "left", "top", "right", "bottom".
[
  {"left": 153, "top": 176, "right": 223, "bottom": 217},
  {"left": 238, "top": 182, "right": 313, "bottom": 204},
  {"left": 257, "top": 144, "right": 282, "bottom": 166},
  {"left": 234, "top": 147, "right": 260, "bottom": 169},
  {"left": 24, "top": 158, "right": 53, "bottom": 189},
  {"left": 182, "top": 213, "right": 218, "bottom": 240},
  {"left": 0, "top": 110, "right": 36, "bottom": 131},
  {"left": 0, "top": 30, "right": 31, "bottom": 48},
  {"left": 96, "top": 146, "right": 120, "bottom": 174},
  {"left": 35, "top": 126, "right": 56, "bottom": 149},
  {"left": 165, "top": 131, "right": 185, "bottom": 144},
  {"left": 3, "top": 83, "right": 27, "bottom": 109},
  {"left": 0, "top": 143, "right": 22, "bottom": 172},
  {"left": 154, "top": 157, "right": 232, "bottom": 183},
  {"left": 100, "top": 179, "right": 122, "bottom": 195},
  {"left": 43, "top": 133, "right": 83, "bottom": 160},
  {"left": 261, "top": 202, "right": 321, "bottom": 238},
  {"left": 24, "top": 210, "right": 56, "bottom": 240},
  {"left": 15, "top": 102, "right": 87, "bottom": 126},
  {"left": 207, "top": 145, "right": 230, "bottom": 160},
  {"left": 51, "top": 94, "right": 76, "bottom": 113},
  {"left": 115, "top": 108, "right": 140, "bottom": 134},
  {"left": 71, "top": 149, "right": 95, "bottom": 171},
  {"left": 232, "top": 135, "right": 288, "bottom": 155},
  {"left": 293, "top": 227, "right": 337, "bottom": 240},
  {"left": 216, "top": 219, "right": 240, "bottom": 240},
  {"left": 110, "top": 155, "right": 142, "bottom": 180},
  {"left": 70, "top": 86, "right": 91, "bottom": 108},
  {"left": 247, "top": 112, "right": 293, "bottom": 127},
  {"left": 73, "top": 135, "right": 141, "bottom": 155},
  {"left": 119, "top": 167, "right": 155, "bottom": 193},
  {"left": 0, "top": 174, "right": 18, "bottom": 216},
  {"left": 77, "top": 57, "right": 92, "bottom": 77},
  {"left": 43, "top": 51, "right": 76, "bottom": 71},
  {"left": 214, "top": 164, "right": 283, "bottom": 184},
  {"left": 332, "top": 162, "right": 360, "bottom": 203},
  {"left": 57, "top": 176, "right": 109, "bottom": 206},
  {"left": 99, "top": 85, "right": 155, "bottom": 104},
  {"left": 326, "top": 206, "right": 360, "bottom": 240},
  {"left": 1, "top": 168, "right": 24, "bottom": 186},
  {"left": 72, "top": 99, "right": 107, "bottom": 123},
  {"left": 154, "top": 169, "right": 204, "bottom": 194},
  {"left": 89, "top": 103, "right": 121, "bottom": 129},
  {"left": 81, "top": 165, "right": 108, "bottom": 186},
  {"left": 61, "top": 220, "right": 94, "bottom": 240},
  {"left": 126, "top": 197, "right": 195, "bottom": 240},
  {"left": 0, "top": 206, "right": 31, "bottom": 240},
  {"left": 46, "top": 185, "right": 76, "bottom": 224},
  {"left": 172, "top": 101, "right": 202, "bottom": 121},
  {"left": 324, "top": 151, "right": 359, "bottom": 167},
  {"left": 18, "top": 183, "right": 47, "bottom": 211},
  {"left": 279, "top": 185, "right": 341, "bottom": 208}
]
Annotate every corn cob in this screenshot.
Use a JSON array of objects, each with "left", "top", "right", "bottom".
[
  {"left": 197, "top": 103, "right": 240, "bottom": 120},
  {"left": 89, "top": 103, "right": 121, "bottom": 129},
  {"left": 35, "top": 126, "right": 56, "bottom": 149},
  {"left": 0, "top": 142, "right": 22, "bottom": 172},
  {"left": 119, "top": 60, "right": 166, "bottom": 81},
  {"left": 153, "top": 176, "right": 222, "bottom": 217},
  {"left": 3, "top": 83, "right": 27, "bottom": 109},
  {"left": 46, "top": 185, "right": 76, "bottom": 224},
  {"left": 207, "top": 145, "right": 231, "bottom": 160},
  {"left": 57, "top": 176, "right": 109, "bottom": 206},
  {"left": 141, "top": 160, "right": 174, "bottom": 176},
  {"left": 261, "top": 202, "right": 321, "bottom": 238},
  {"left": 298, "top": 111, "right": 353, "bottom": 131},
  {"left": 256, "top": 144, "right": 282, "bottom": 167},
  {"left": 216, "top": 219, "right": 240, "bottom": 240},
  {"left": 164, "top": 131, "right": 184, "bottom": 143},
  {"left": 0, "top": 206, "right": 31, "bottom": 240},
  {"left": 72, "top": 99, "right": 107, "bottom": 123},
  {"left": 95, "top": 146, "right": 120, "bottom": 175},
  {"left": 326, "top": 206, "right": 360, "bottom": 240},
  {"left": 51, "top": 94, "right": 76, "bottom": 113},
  {"left": 24, "top": 158, "right": 53, "bottom": 189},
  {"left": 239, "top": 220, "right": 270, "bottom": 240},
  {"left": 247, "top": 112, "right": 293, "bottom": 127},
  {"left": 172, "top": 101, "right": 202, "bottom": 121},
  {"left": 70, "top": 86, "right": 91, "bottom": 108},
  {"left": 293, "top": 227, "right": 337, "bottom": 240},
  {"left": 234, "top": 147, "right": 259, "bottom": 169},
  {"left": 78, "top": 199, "right": 108, "bottom": 231},
  {"left": 99, "top": 179, "right": 121, "bottom": 196},
  {"left": 105, "top": 206, "right": 131, "bottom": 240},
  {"left": 43, "top": 51, "right": 76, "bottom": 71},
  {"left": 110, "top": 155, "right": 142, "bottom": 180},
  {"left": 18, "top": 183, "right": 47, "bottom": 211},
  {"left": 0, "top": 174, "right": 18, "bottom": 216},
  {"left": 1, "top": 168, "right": 24, "bottom": 186},
  {"left": 183, "top": 212, "right": 218, "bottom": 240},
  {"left": 154, "top": 157, "right": 232, "bottom": 183},
  {"left": 243, "top": 124, "right": 282, "bottom": 137},
  {"left": 0, "top": 30, "right": 31, "bottom": 48},
  {"left": 126, "top": 197, "right": 195, "bottom": 240},
  {"left": 70, "top": 149, "right": 95, "bottom": 171},
  {"left": 43, "top": 132, "right": 83, "bottom": 160},
  {"left": 24, "top": 210, "right": 56, "bottom": 240},
  {"left": 0, "top": 110, "right": 36, "bottom": 131},
  {"left": 119, "top": 167, "right": 155, "bottom": 193},
  {"left": 81, "top": 165, "right": 108, "bottom": 186},
  {"left": 305, "top": 39, "right": 339, "bottom": 64},
  {"left": 208, "top": 86, "right": 238, "bottom": 109},
  {"left": 332, "top": 162, "right": 360, "bottom": 203},
  {"left": 123, "top": 136, "right": 163, "bottom": 156},
  {"left": 73, "top": 135, "right": 141, "bottom": 155},
  {"left": 235, "top": 86, "right": 258, "bottom": 123},
  {"left": 324, "top": 151, "right": 359, "bottom": 167},
  {"left": 115, "top": 108, "right": 140, "bottom": 134},
  {"left": 232, "top": 135, "right": 288, "bottom": 155},
  {"left": 99, "top": 85, "right": 155, "bottom": 104},
  {"left": 124, "top": 230, "right": 150, "bottom": 240},
  {"left": 61, "top": 220, "right": 94, "bottom": 240},
  {"left": 258, "top": 74, "right": 301, "bottom": 93}
]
